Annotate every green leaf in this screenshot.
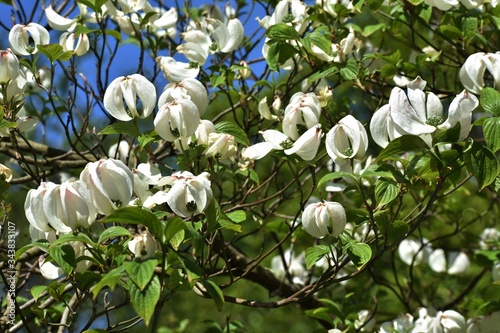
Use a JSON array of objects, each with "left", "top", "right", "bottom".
[
  {"left": 77, "top": 0, "right": 107, "bottom": 13},
  {"left": 377, "top": 135, "right": 429, "bottom": 161},
  {"left": 302, "top": 31, "right": 331, "bottom": 54},
  {"left": 307, "top": 66, "right": 339, "bottom": 82},
  {"left": 339, "top": 58, "right": 359, "bottom": 80},
  {"left": 129, "top": 275, "right": 161, "bottom": 326},
  {"left": 226, "top": 210, "right": 246, "bottom": 223},
  {"left": 378, "top": 220, "right": 408, "bottom": 246},
  {"left": 462, "top": 16, "right": 478, "bottom": 44},
  {"left": 201, "top": 280, "right": 225, "bottom": 311},
  {"left": 215, "top": 121, "right": 250, "bottom": 145},
  {"left": 318, "top": 171, "right": 358, "bottom": 188},
  {"left": 218, "top": 218, "right": 242, "bottom": 232},
  {"left": 305, "top": 245, "right": 330, "bottom": 269},
  {"left": 374, "top": 178, "right": 400, "bottom": 207},
  {"left": 480, "top": 88, "right": 500, "bottom": 117},
  {"left": 30, "top": 285, "right": 47, "bottom": 302},
  {"left": 98, "top": 122, "right": 140, "bottom": 136},
  {"left": 124, "top": 259, "right": 158, "bottom": 291},
  {"left": 138, "top": 130, "right": 160, "bottom": 149},
  {"left": 266, "top": 41, "right": 298, "bottom": 71},
  {"left": 483, "top": 117, "right": 500, "bottom": 153},
  {"left": 91, "top": 267, "right": 125, "bottom": 299},
  {"left": 169, "top": 230, "right": 185, "bottom": 250},
  {"left": 48, "top": 244, "right": 76, "bottom": 276},
  {"left": 15, "top": 240, "right": 50, "bottom": 261},
  {"left": 101, "top": 207, "right": 164, "bottom": 243},
  {"left": 266, "top": 23, "right": 301, "bottom": 41},
  {"left": 164, "top": 217, "right": 187, "bottom": 245},
  {"left": 50, "top": 232, "right": 96, "bottom": 247},
  {"left": 37, "top": 44, "right": 73, "bottom": 64},
  {"left": 465, "top": 140, "right": 500, "bottom": 190},
  {"left": 475, "top": 250, "right": 500, "bottom": 266},
  {"left": 345, "top": 242, "right": 372, "bottom": 269},
  {"left": 362, "top": 23, "right": 385, "bottom": 37},
  {"left": 98, "top": 226, "right": 133, "bottom": 245}
]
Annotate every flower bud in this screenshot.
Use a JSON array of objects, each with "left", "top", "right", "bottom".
[
  {"left": 103, "top": 74, "right": 157, "bottom": 121},
  {"left": 0, "top": 49, "right": 20, "bottom": 83},
  {"left": 301, "top": 201, "right": 346, "bottom": 238},
  {"left": 80, "top": 159, "right": 134, "bottom": 215},
  {"left": 25, "top": 182, "right": 58, "bottom": 232},
  {"left": 239, "top": 60, "right": 251, "bottom": 79},
  {"left": 0, "top": 163, "right": 12, "bottom": 182},
  {"left": 128, "top": 230, "right": 158, "bottom": 260},
  {"left": 258, "top": 96, "right": 277, "bottom": 120}
]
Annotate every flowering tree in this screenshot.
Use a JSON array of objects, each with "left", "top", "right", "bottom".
[{"left": 1, "top": 0, "right": 500, "bottom": 332}]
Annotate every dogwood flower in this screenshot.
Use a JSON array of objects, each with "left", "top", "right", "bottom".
[
  {"left": 423, "top": 0, "right": 459, "bottom": 11},
  {"left": 60, "top": 32, "right": 90, "bottom": 56},
  {"left": 332, "top": 27, "right": 359, "bottom": 63},
  {"left": 0, "top": 70, "right": 27, "bottom": 103},
  {"left": 428, "top": 249, "right": 470, "bottom": 275},
  {"left": 42, "top": 180, "right": 97, "bottom": 233},
  {"left": 270, "top": 249, "right": 307, "bottom": 284},
  {"left": 40, "top": 241, "right": 93, "bottom": 279},
  {"left": 205, "top": 133, "right": 238, "bottom": 160},
  {"left": 25, "top": 182, "right": 58, "bottom": 232},
  {"left": 177, "top": 30, "right": 212, "bottom": 65},
  {"left": 398, "top": 238, "right": 432, "bottom": 266},
  {"left": 161, "top": 171, "right": 213, "bottom": 217},
  {"left": 154, "top": 99, "right": 200, "bottom": 142},
  {"left": 326, "top": 115, "right": 368, "bottom": 165},
  {"left": 206, "top": 18, "right": 244, "bottom": 53},
  {"left": 0, "top": 49, "right": 20, "bottom": 83},
  {"left": 45, "top": 4, "right": 90, "bottom": 31},
  {"left": 241, "top": 130, "right": 288, "bottom": 160},
  {"left": 257, "top": 0, "right": 309, "bottom": 34},
  {"left": 103, "top": 74, "right": 157, "bottom": 121},
  {"left": 158, "top": 78, "right": 208, "bottom": 115},
  {"left": 301, "top": 201, "right": 347, "bottom": 238},
  {"left": 9, "top": 23, "right": 50, "bottom": 55},
  {"left": 370, "top": 77, "right": 479, "bottom": 147},
  {"left": 354, "top": 310, "right": 376, "bottom": 332},
  {"left": 80, "top": 159, "right": 134, "bottom": 215},
  {"left": 380, "top": 313, "right": 414, "bottom": 333},
  {"left": 283, "top": 92, "right": 322, "bottom": 140},
  {"left": 479, "top": 227, "right": 499, "bottom": 250},
  {"left": 460, "top": 52, "right": 500, "bottom": 94},
  {"left": 284, "top": 124, "right": 323, "bottom": 161},
  {"left": 146, "top": 6, "right": 178, "bottom": 38},
  {"left": 157, "top": 56, "right": 200, "bottom": 83},
  {"left": 175, "top": 119, "right": 217, "bottom": 151},
  {"left": 128, "top": 231, "right": 158, "bottom": 260},
  {"left": 412, "top": 308, "right": 466, "bottom": 333}
]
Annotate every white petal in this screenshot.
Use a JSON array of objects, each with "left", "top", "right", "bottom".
[
  {"left": 428, "top": 249, "right": 447, "bottom": 273},
  {"left": 40, "top": 260, "right": 64, "bottom": 280},
  {"left": 242, "top": 142, "right": 275, "bottom": 160},
  {"left": 45, "top": 5, "right": 76, "bottom": 31}
]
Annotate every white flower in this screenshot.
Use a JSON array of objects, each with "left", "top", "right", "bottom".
[
  {"left": 206, "top": 17, "right": 244, "bottom": 53},
  {"left": 177, "top": 30, "right": 212, "bottom": 65},
  {"left": 108, "top": 140, "right": 136, "bottom": 168},
  {"left": 42, "top": 180, "right": 97, "bottom": 233},
  {"left": 154, "top": 99, "right": 200, "bottom": 142},
  {"left": 380, "top": 313, "right": 414, "bottom": 333},
  {"left": 80, "top": 159, "right": 134, "bottom": 215},
  {"left": 0, "top": 70, "right": 27, "bottom": 102},
  {"left": 283, "top": 92, "right": 322, "bottom": 140},
  {"left": 332, "top": 28, "right": 359, "bottom": 63},
  {"left": 25, "top": 182, "right": 58, "bottom": 232},
  {"left": 317, "top": 0, "right": 354, "bottom": 17},
  {"left": 398, "top": 238, "right": 432, "bottom": 266},
  {"left": 40, "top": 241, "right": 93, "bottom": 279},
  {"left": 428, "top": 249, "right": 470, "bottom": 275},
  {"left": 158, "top": 78, "right": 208, "bottom": 115},
  {"left": 205, "top": 133, "right": 238, "bottom": 160},
  {"left": 258, "top": 96, "right": 278, "bottom": 120},
  {"left": 29, "top": 225, "right": 57, "bottom": 244},
  {"left": 301, "top": 201, "right": 346, "bottom": 238},
  {"left": 128, "top": 231, "right": 158, "bottom": 260},
  {"left": 175, "top": 119, "right": 217, "bottom": 151},
  {"left": 149, "top": 7, "right": 178, "bottom": 38},
  {"left": 117, "top": 0, "right": 147, "bottom": 13},
  {"left": 284, "top": 124, "right": 323, "bottom": 161},
  {"left": 161, "top": 171, "right": 213, "bottom": 217},
  {"left": 370, "top": 77, "right": 479, "bottom": 148},
  {"left": 241, "top": 130, "right": 288, "bottom": 160},
  {"left": 59, "top": 32, "right": 90, "bottom": 56},
  {"left": 354, "top": 310, "right": 376, "bottom": 332},
  {"left": 103, "top": 74, "right": 157, "bottom": 121},
  {"left": 0, "top": 49, "right": 20, "bottom": 83},
  {"left": 9, "top": 23, "right": 50, "bottom": 55},
  {"left": 257, "top": 0, "right": 309, "bottom": 34},
  {"left": 460, "top": 52, "right": 500, "bottom": 94},
  {"left": 479, "top": 227, "right": 500, "bottom": 250},
  {"left": 326, "top": 115, "right": 368, "bottom": 165},
  {"left": 157, "top": 56, "right": 200, "bottom": 83}
]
